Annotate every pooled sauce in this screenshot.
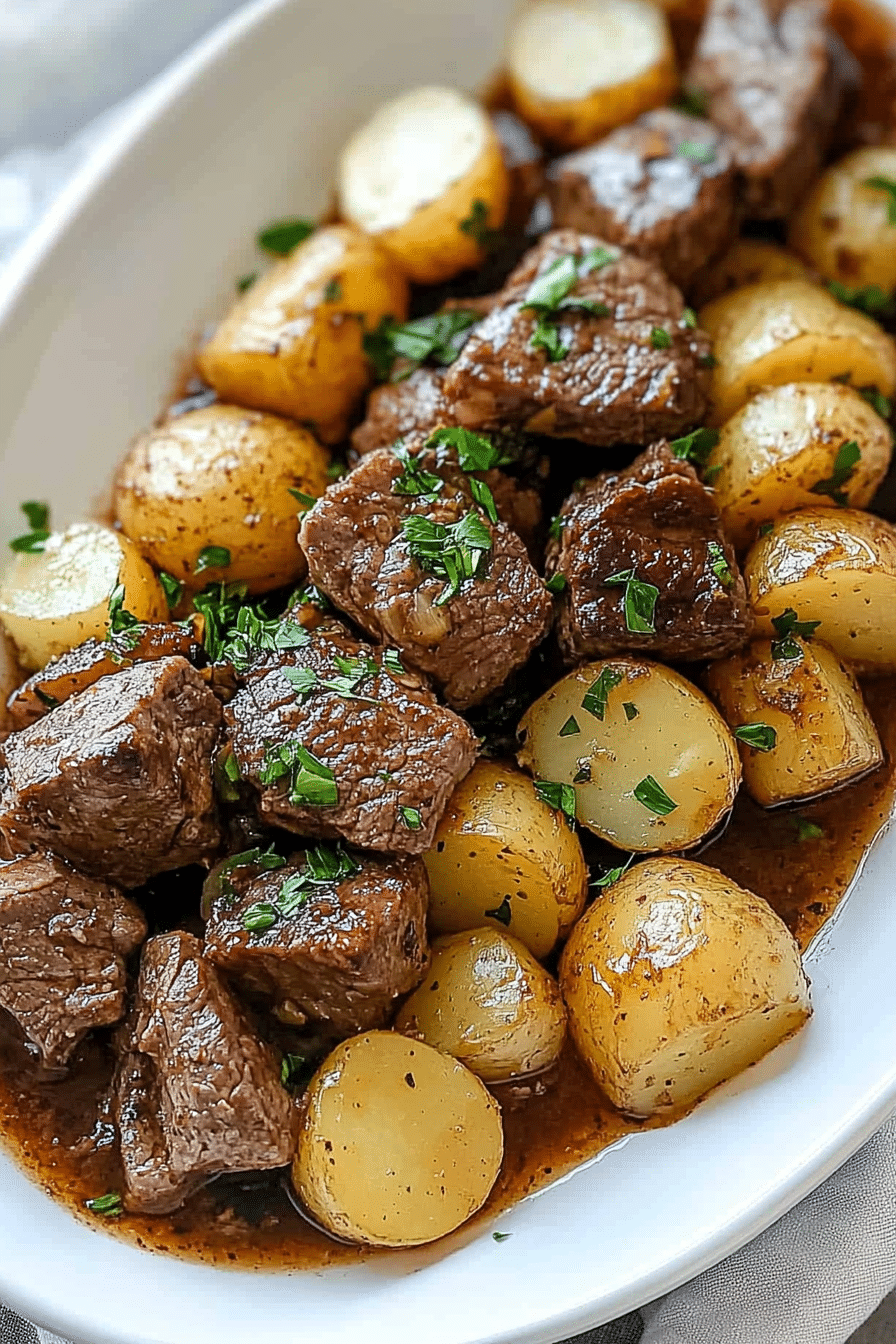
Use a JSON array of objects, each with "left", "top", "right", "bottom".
[{"left": 0, "top": 0, "right": 895, "bottom": 1275}]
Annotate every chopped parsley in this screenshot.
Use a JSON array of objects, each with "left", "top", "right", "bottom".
[
  {"left": 195, "top": 545, "right": 231, "bottom": 574},
  {"left": 282, "top": 653, "right": 380, "bottom": 704},
  {"left": 85, "top": 1192, "right": 123, "bottom": 1218},
  {"left": 770, "top": 607, "right": 820, "bottom": 661},
  {"left": 363, "top": 310, "right": 480, "bottom": 381},
  {"left": 793, "top": 815, "right": 825, "bottom": 842},
  {"left": 400, "top": 805, "right": 423, "bottom": 831},
  {"left": 858, "top": 386, "right": 892, "bottom": 419},
  {"left": 257, "top": 217, "right": 315, "bottom": 255},
  {"left": 402, "top": 509, "right": 492, "bottom": 605},
  {"left": 559, "top": 715, "right": 580, "bottom": 737},
  {"left": 236, "top": 272, "right": 257, "bottom": 293},
  {"left": 582, "top": 666, "right": 623, "bottom": 721},
  {"left": 703, "top": 464, "right": 723, "bottom": 485},
  {"left": 670, "top": 426, "right": 719, "bottom": 467},
  {"left": 241, "top": 843, "right": 360, "bottom": 932},
  {"left": 549, "top": 514, "right": 564, "bottom": 541},
  {"left": 382, "top": 648, "right": 405, "bottom": 677},
  {"left": 484, "top": 895, "right": 512, "bottom": 926},
  {"left": 623, "top": 701, "right": 639, "bottom": 721},
  {"left": 492, "top": 1231, "right": 513, "bottom": 1243},
  {"left": 469, "top": 476, "right": 498, "bottom": 523},
  {"left": 258, "top": 742, "right": 338, "bottom": 806},
  {"left": 758, "top": 521, "right": 774, "bottom": 537},
  {"left": 633, "top": 775, "right": 678, "bottom": 816},
  {"left": 534, "top": 779, "right": 577, "bottom": 825},
  {"left": 392, "top": 448, "right": 443, "bottom": 502},
  {"left": 158, "top": 571, "right": 184, "bottom": 609},
  {"left": 218, "top": 605, "right": 309, "bottom": 673},
  {"left": 215, "top": 749, "right": 241, "bottom": 803},
  {"left": 604, "top": 568, "right": 659, "bottom": 633},
  {"left": 193, "top": 580, "right": 249, "bottom": 662},
  {"left": 591, "top": 852, "right": 635, "bottom": 889},
  {"left": 323, "top": 277, "right": 342, "bottom": 303},
  {"left": 280, "top": 1052, "right": 308, "bottom": 1091},
  {"left": 682, "top": 307, "right": 697, "bottom": 329},
  {"left": 827, "top": 281, "right": 895, "bottom": 319},
  {"left": 522, "top": 247, "right": 615, "bottom": 361},
  {"left": 212, "top": 844, "right": 286, "bottom": 904},
  {"left": 651, "top": 327, "right": 672, "bottom": 349},
  {"left": 243, "top": 902, "right": 279, "bottom": 933},
  {"left": 863, "top": 174, "right": 896, "bottom": 225},
  {"left": 105, "top": 583, "right": 144, "bottom": 654},
  {"left": 673, "top": 85, "right": 708, "bottom": 117},
  {"left": 459, "top": 198, "right": 501, "bottom": 249},
  {"left": 545, "top": 573, "right": 567, "bottom": 595},
  {"left": 288, "top": 487, "right": 317, "bottom": 510},
  {"left": 707, "top": 540, "right": 734, "bottom": 587},
  {"left": 677, "top": 140, "right": 715, "bottom": 164},
  {"left": 809, "top": 440, "right": 861, "bottom": 506},
  {"left": 699, "top": 352, "right": 718, "bottom": 369},
  {"left": 734, "top": 722, "right": 777, "bottom": 752},
  {"left": 427, "top": 426, "right": 514, "bottom": 472},
  {"left": 10, "top": 500, "right": 50, "bottom": 553}
]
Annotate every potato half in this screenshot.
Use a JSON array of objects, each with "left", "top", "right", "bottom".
[
  {"left": 395, "top": 928, "right": 566, "bottom": 1083},
  {"left": 507, "top": 0, "right": 677, "bottom": 149},
  {"left": 424, "top": 760, "right": 588, "bottom": 958},
  {"left": 338, "top": 86, "right": 510, "bottom": 285},
  {"left": 197, "top": 225, "right": 408, "bottom": 443},
  {"left": 706, "top": 383, "right": 893, "bottom": 552},
  {"left": 559, "top": 857, "right": 812, "bottom": 1116},
  {"left": 0, "top": 523, "right": 167, "bottom": 671},
  {"left": 705, "top": 639, "right": 883, "bottom": 807},
  {"left": 115, "top": 405, "right": 329, "bottom": 593},
  {"left": 692, "top": 239, "right": 813, "bottom": 306},
  {"left": 517, "top": 659, "right": 741, "bottom": 853},
  {"left": 744, "top": 507, "right": 896, "bottom": 674},
  {"left": 293, "top": 1032, "right": 503, "bottom": 1247},
  {"left": 699, "top": 280, "right": 896, "bottom": 425},
  {"left": 790, "top": 146, "right": 896, "bottom": 292}
]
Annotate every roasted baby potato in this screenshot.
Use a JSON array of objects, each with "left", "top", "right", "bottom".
[
  {"left": 559, "top": 857, "right": 812, "bottom": 1116},
  {"left": 517, "top": 658, "right": 741, "bottom": 853},
  {"left": 293, "top": 1031, "right": 503, "bottom": 1246},
  {"left": 338, "top": 86, "right": 509, "bottom": 286},
  {"left": 705, "top": 639, "right": 883, "bottom": 807},
  {"left": 424, "top": 760, "right": 588, "bottom": 958},
  {"left": 705, "top": 383, "right": 893, "bottom": 551},
  {"left": 197, "top": 225, "right": 409, "bottom": 443},
  {"left": 692, "top": 238, "right": 813, "bottom": 306},
  {"left": 506, "top": 0, "right": 677, "bottom": 149},
  {"left": 699, "top": 280, "right": 896, "bottom": 425},
  {"left": 395, "top": 928, "right": 566, "bottom": 1083},
  {"left": 745, "top": 506, "right": 896, "bottom": 674},
  {"left": 0, "top": 523, "right": 167, "bottom": 671},
  {"left": 114, "top": 404, "right": 329, "bottom": 593},
  {"left": 789, "top": 146, "right": 896, "bottom": 292}
]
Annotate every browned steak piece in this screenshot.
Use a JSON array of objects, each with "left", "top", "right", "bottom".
[
  {"left": 545, "top": 110, "right": 738, "bottom": 290},
  {"left": 687, "top": 0, "right": 849, "bottom": 219},
  {"left": 204, "top": 846, "right": 429, "bottom": 1033},
  {"left": 0, "top": 657, "right": 222, "bottom": 888},
  {"left": 299, "top": 441, "right": 553, "bottom": 708},
  {"left": 115, "top": 931, "right": 294, "bottom": 1214},
  {"left": 351, "top": 366, "right": 455, "bottom": 457},
  {"left": 5, "top": 622, "right": 201, "bottom": 730},
  {"left": 0, "top": 852, "right": 145, "bottom": 1068},
  {"left": 442, "top": 230, "right": 712, "bottom": 446},
  {"left": 493, "top": 109, "right": 546, "bottom": 230},
  {"left": 224, "top": 622, "right": 477, "bottom": 852},
  {"left": 547, "top": 441, "right": 752, "bottom": 662}
]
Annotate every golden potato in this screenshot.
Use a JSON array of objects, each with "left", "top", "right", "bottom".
[
  {"left": 789, "top": 147, "right": 896, "bottom": 292},
  {"left": 293, "top": 1032, "right": 503, "bottom": 1246},
  {"left": 745, "top": 506, "right": 896, "bottom": 674},
  {"left": 699, "top": 280, "right": 896, "bottom": 425},
  {"left": 517, "top": 658, "right": 741, "bottom": 853},
  {"left": 424, "top": 760, "right": 588, "bottom": 958},
  {"left": 338, "top": 86, "right": 510, "bottom": 285},
  {"left": 395, "top": 928, "right": 566, "bottom": 1083},
  {"left": 706, "top": 383, "right": 893, "bottom": 551},
  {"left": 0, "top": 523, "right": 166, "bottom": 671},
  {"left": 705, "top": 639, "right": 882, "bottom": 807},
  {"left": 114, "top": 404, "right": 329, "bottom": 593},
  {"left": 559, "top": 857, "right": 812, "bottom": 1116},
  {"left": 197, "top": 225, "right": 409, "bottom": 443},
  {"left": 507, "top": 0, "right": 676, "bottom": 149},
  {"left": 692, "top": 239, "right": 813, "bottom": 306}
]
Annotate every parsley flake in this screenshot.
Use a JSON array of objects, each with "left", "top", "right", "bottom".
[
  {"left": 591, "top": 852, "right": 635, "bottom": 889},
  {"left": 241, "top": 845, "right": 361, "bottom": 934},
  {"left": 392, "top": 447, "right": 443, "bottom": 502},
  {"left": 707, "top": 540, "right": 734, "bottom": 587},
  {"left": 534, "top": 779, "right": 577, "bottom": 825},
  {"left": 604, "top": 569, "right": 659, "bottom": 633},
  {"left": 827, "top": 281, "right": 895, "bottom": 319},
  {"left": 280, "top": 1053, "right": 308, "bottom": 1091},
  {"left": 734, "top": 723, "right": 777, "bottom": 752},
  {"left": 258, "top": 742, "right": 338, "bottom": 806},
  {"left": 492, "top": 1231, "right": 513, "bottom": 1243},
  {"left": 559, "top": 715, "right": 580, "bottom": 737},
  {"left": 236, "top": 272, "right": 257, "bottom": 293},
  {"left": 633, "top": 775, "right": 678, "bottom": 816},
  {"left": 402, "top": 509, "right": 492, "bottom": 605},
  {"left": 863, "top": 175, "right": 896, "bottom": 225},
  {"left": 218, "top": 604, "right": 309, "bottom": 673},
  {"left": 323, "top": 277, "right": 342, "bottom": 303},
  {"left": 193, "top": 580, "right": 249, "bottom": 662},
  {"left": 521, "top": 248, "right": 614, "bottom": 361},
  {"left": 195, "top": 545, "right": 231, "bottom": 574},
  {"left": 623, "top": 701, "right": 639, "bottom": 721},
  {"left": 673, "top": 85, "right": 708, "bottom": 117},
  {"left": 427, "top": 426, "right": 514, "bottom": 472},
  {"left": 677, "top": 140, "right": 715, "bottom": 164},
  {"left": 158, "top": 571, "right": 184, "bottom": 609},
  {"left": 363, "top": 310, "right": 480, "bottom": 381},
  {"left": 858, "top": 385, "right": 892, "bottom": 419},
  {"left": 105, "top": 583, "right": 144, "bottom": 653},
  {"left": 770, "top": 608, "right": 821, "bottom": 661},
  {"left": 545, "top": 573, "right": 567, "bottom": 595},
  {"left": 470, "top": 476, "right": 499, "bottom": 523},
  {"left": 582, "top": 666, "right": 623, "bottom": 721},
  {"left": 85, "top": 1191, "right": 123, "bottom": 1218},
  {"left": 459, "top": 198, "right": 501, "bottom": 249},
  {"left": 650, "top": 326, "right": 672, "bottom": 349},
  {"left": 10, "top": 500, "right": 51, "bottom": 553},
  {"left": 809, "top": 440, "right": 861, "bottom": 506},
  {"left": 400, "top": 806, "right": 423, "bottom": 831},
  {"left": 283, "top": 653, "right": 380, "bottom": 704},
  {"left": 484, "top": 895, "right": 512, "bottom": 926},
  {"left": 682, "top": 306, "right": 697, "bottom": 329},
  {"left": 289, "top": 487, "right": 317, "bottom": 510},
  {"left": 793, "top": 815, "right": 825, "bottom": 842},
  {"left": 670, "top": 427, "right": 718, "bottom": 466},
  {"left": 549, "top": 514, "right": 564, "bottom": 541},
  {"left": 257, "top": 217, "right": 315, "bottom": 255}
]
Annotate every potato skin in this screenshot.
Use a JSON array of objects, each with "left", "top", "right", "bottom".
[
  {"left": 559, "top": 858, "right": 811, "bottom": 1116},
  {"left": 115, "top": 404, "right": 329, "bottom": 593},
  {"left": 197, "top": 225, "right": 409, "bottom": 443},
  {"left": 293, "top": 1031, "right": 503, "bottom": 1246},
  {"left": 424, "top": 760, "right": 588, "bottom": 958},
  {"left": 705, "top": 638, "right": 883, "bottom": 807},
  {"left": 706, "top": 383, "right": 893, "bottom": 552},
  {"left": 745, "top": 506, "right": 896, "bottom": 674},
  {"left": 699, "top": 280, "right": 896, "bottom": 425},
  {"left": 790, "top": 147, "right": 896, "bottom": 291},
  {"left": 395, "top": 928, "right": 567, "bottom": 1083},
  {"left": 691, "top": 239, "right": 813, "bottom": 307}
]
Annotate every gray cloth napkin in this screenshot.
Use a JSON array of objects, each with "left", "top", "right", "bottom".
[{"left": 0, "top": 2, "right": 894, "bottom": 1341}]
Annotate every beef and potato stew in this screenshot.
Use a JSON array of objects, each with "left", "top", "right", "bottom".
[{"left": 0, "top": 0, "right": 895, "bottom": 1270}]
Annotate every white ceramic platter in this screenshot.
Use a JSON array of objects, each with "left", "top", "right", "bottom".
[{"left": 0, "top": 1, "right": 894, "bottom": 1340}]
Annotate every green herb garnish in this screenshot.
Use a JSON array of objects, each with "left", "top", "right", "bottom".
[
  {"left": 492, "top": 1231, "right": 513, "bottom": 1243},
  {"left": 236, "top": 272, "right": 257, "bottom": 293},
  {"left": 699, "top": 352, "right": 718, "bottom": 369},
  {"left": 707, "top": 540, "right": 734, "bottom": 587},
  {"left": 258, "top": 742, "right": 338, "bottom": 806},
  {"left": 734, "top": 723, "right": 777, "bottom": 751},
  {"left": 484, "top": 895, "right": 512, "bottom": 926},
  {"left": 195, "top": 545, "right": 231, "bottom": 574},
  {"left": 85, "top": 1191, "right": 123, "bottom": 1218},
  {"left": 363, "top": 310, "right": 480, "bottom": 381},
  {"left": 858, "top": 385, "right": 892, "bottom": 419},
  {"left": 241, "top": 843, "right": 360, "bottom": 933},
  {"left": 218, "top": 605, "right": 309, "bottom": 673},
  {"left": 673, "top": 86, "right": 708, "bottom": 117},
  {"left": 582, "top": 666, "right": 623, "bottom": 721},
  {"left": 770, "top": 607, "right": 820, "bottom": 661},
  {"left": 545, "top": 573, "right": 567, "bottom": 595},
  {"left": 521, "top": 249, "right": 614, "bottom": 361},
  {"left": 257, "top": 217, "right": 315, "bottom": 255},
  {"left": 459, "top": 198, "right": 501, "bottom": 249},
  {"left": 650, "top": 326, "right": 672, "bottom": 349},
  {"left": 193, "top": 580, "right": 248, "bottom": 661},
  {"left": 827, "top": 282, "right": 895, "bottom": 318},
  {"left": 212, "top": 844, "right": 286, "bottom": 904},
  {"left": 323, "top": 278, "right": 342, "bottom": 303},
  {"left": 591, "top": 852, "right": 635, "bottom": 889},
  {"left": 670, "top": 427, "right": 719, "bottom": 466},
  {"left": 400, "top": 805, "right": 423, "bottom": 831},
  {"left": 280, "top": 1053, "right": 308, "bottom": 1091},
  {"left": 534, "top": 779, "right": 577, "bottom": 825},
  {"left": 677, "top": 141, "right": 715, "bottom": 164},
  {"left": 10, "top": 500, "right": 50, "bottom": 553},
  {"left": 158, "top": 571, "right": 184, "bottom": 609},
  {"left": 105, "top": 583, "right": 144, "bottom": 653},
  {"left": 809, "top": 440, "right": 861, "bottom": 506},
  {"left": 549, "top": 514, "right": 564, "bottom": 541},
  {"left": 604, "top": 568, "right": 659, "bottom": 633},
  {"left": 793, "top": 816, "right": 825, "bottom": 842},
  {"left": 289, "top": 487, "right": 317, "bottom": 510},
  {"left": 863, "top": 175, "right": 896, "bottom": 225},
  {"left": 392, "top": 448, "right": 444, "bottom": 502},
  {"left": 283, "top": 653, "right": 380, "bottom": 704},
  {"left": 402, "top": 509, "right": 492, "bottom": 605},
  {"left": 682, "top": 307, "right": 697, "bottom": 329},
  {"left": 427, "top": 426, "right": 514, "bottom": 472},
  {"left": 559, "top": 716, "right": 580, "bottom": 737},
  {"left": 623, "top": 701, "right": 638, "bottom": 721},
  {"left": 633, "top": 775, "right": 678, "bottom": 816}
]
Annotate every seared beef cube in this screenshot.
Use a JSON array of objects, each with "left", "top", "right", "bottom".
[
  {"left": 687, "top": 0, "right": 848, "bottom": 218},
  {"left": 442, "top": 230, "right": 712, "bottom": 447},
  {"left": 0, "top": 657, "right": 222, "bottom": 888},
  {"left": 548, "top": 441, "right": 752, "bottom": 662},
  {"left": 204, "top": 847, "right": 429, "bottom": 1033},
  {"left": 351, "top": 366, "right": 455, "bottom": 457},
  {"left": 225, "top": 623, "right": 477, "bottom": 852},
  {"left": 493, "top": 109, "right": 546, "bottom": 231},
  {"left": 545, "top": 111, "right": 737, "bottom": 291},
  {"left": 299, "top": 443, "right": 553, "bottom": 708},
  {"left": 115, "top": 931, "right": 293, "bottom": 1214},
  {"left": 5, "top": 622, "right": 201, "bottom": 730},
  {"left": 0, "top": 852, "right": 145, "bottom": 1068}
]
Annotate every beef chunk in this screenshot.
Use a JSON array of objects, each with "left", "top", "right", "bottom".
[
  {"left": 351, "top": 366, "right": 455, "bottom": 457},
  {"left": 299, "top": 442, "right": 553, "bottom": 708},
  {"left": 493, "top": 109, "right": 546, "bottom": 231},
  {"left": 548, "top": 441, "right": 752, "bottom": 662},
  {"left": 115, "top": 931, "right": 294, "bottom": 1214},
  {"left": 0, "top": 852, "right": 145, "bottom": 1068},
  {"left": 687, "top": 0, "right": 848, "bottom": 218},
  {"left": 442, "top": 230, "right": 712, "bottom": 446},
  {"left": 225, "top": 622, "right": 477, "bottom": 852},
  {"left": 6, "top": 622, "right": 201, "bottom": 730},
  {"left": 0, "top": 657, "right": 222, "bottom": 888},
  {"left": 204, "top": 847, "right": 429, "bottom": 1033},
  {"left": 545, "top": 110, "right": 738, "bottom": 290}
]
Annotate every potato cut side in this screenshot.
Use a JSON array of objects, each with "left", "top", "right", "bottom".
[
  {"left": 790, "top": 146, "right": 896, "bottom": 291},
  {"left": 424, "top": 759, "right": 588, "bottom": 957},
  {"left": 338, "top": 86, "right": 510, "bottom": 285},
  {"left": 293, "top": 1032, "right": 503, "bottom": 1247},
  {"left": 745, "top": 506, "right": 896, "bottom": 674},
  {"left": 559, "top": 858, "right": 811, "bottom": 1116},
  {"left": 517, "top": 658, "right": 741, "bottom": 853},
  {"left": 507, "top": 0, "right": 677, "bottom": 148}
]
